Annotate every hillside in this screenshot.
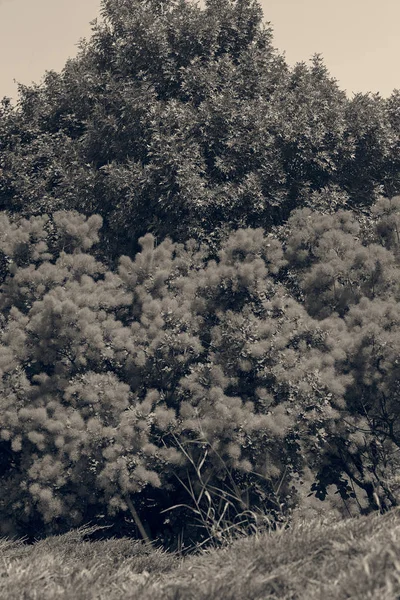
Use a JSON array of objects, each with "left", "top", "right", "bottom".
[{"left": 1, "top": 509, "right": 400, "bottom": 599}]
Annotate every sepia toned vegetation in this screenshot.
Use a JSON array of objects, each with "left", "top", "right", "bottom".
[
  {"left": 1, "top": 0, "right": 400, "bottom": 596},
  {"left": 2, "top": 509, "right": 400, "bottom": 599}
]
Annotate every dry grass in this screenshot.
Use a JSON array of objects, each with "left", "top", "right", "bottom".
[{"left": 2, "top": 508, "right": 400, "bottom": 599}]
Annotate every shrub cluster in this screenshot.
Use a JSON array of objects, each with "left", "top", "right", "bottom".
[{"left": 1, "top": 200, "right": 400, "bottom": 545}]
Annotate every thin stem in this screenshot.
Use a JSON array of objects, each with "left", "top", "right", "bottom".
[{"left": 124, "top": 494, "right": 152, "bottom": 547}]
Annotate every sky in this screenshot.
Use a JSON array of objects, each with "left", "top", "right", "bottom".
[{"left": 0, "top": 0, "right": 399, "bottom": 103}]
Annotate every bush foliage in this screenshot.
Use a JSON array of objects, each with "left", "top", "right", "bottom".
[{"left": 1, "top": 201, "right": 400, "bottom": 544}]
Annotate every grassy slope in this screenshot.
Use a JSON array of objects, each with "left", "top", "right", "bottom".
[{"left": 2, "top": 509, "right": 400, "bottom": 599}]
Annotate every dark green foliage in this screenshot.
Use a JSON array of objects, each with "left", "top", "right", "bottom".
[{"left": 2, "top": 0, "right": 399, "bottom": 261}]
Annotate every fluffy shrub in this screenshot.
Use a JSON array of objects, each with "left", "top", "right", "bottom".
[{"left": 1, "top": 203, "right": 400, "bottom": 547}]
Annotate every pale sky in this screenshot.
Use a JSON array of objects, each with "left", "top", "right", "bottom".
[{"left": 0, "top": 0, "right": 399, "bottom": 103}]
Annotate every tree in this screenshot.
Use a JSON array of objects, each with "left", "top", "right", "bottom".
[{"left": 3, "top": 0, "right": 393, "bottom": 262}]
